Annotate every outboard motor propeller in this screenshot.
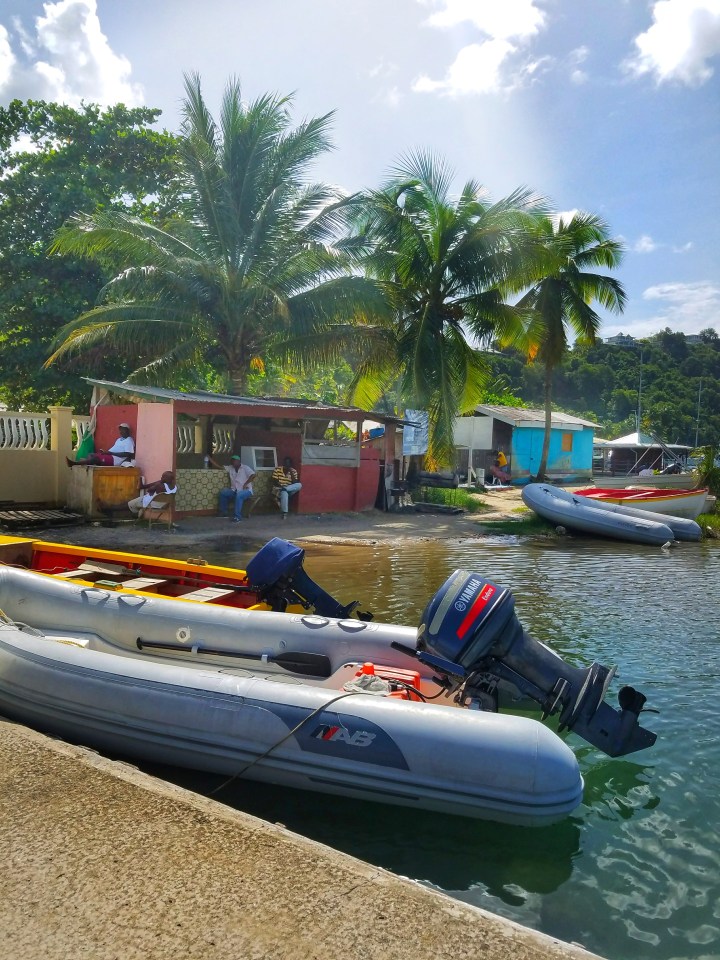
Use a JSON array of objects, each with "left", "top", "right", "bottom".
[
  {"left": 245, "top": 538, "right": 373, "bottom": 620},
  {"left": 408, "top": 570, "right": 656, "bottom": 758}
]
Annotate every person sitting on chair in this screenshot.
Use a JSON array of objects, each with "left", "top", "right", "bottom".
[
  {"left": 272, "top": 456, "right": 302, "bottom": 519},
  {"left": 128, "top": 471, "right": 177, "bottom": 516},
  {"left": 67, "top": 423, "right": 135, "bottom": 467},
  {"left": 209, "top": 454, "right": 256, "bottom": 521},
  {"left": 490, "top": 459, "right": 511, "bottom": 484},
  {"left": 493, "top": 449, "right": 508, "bottom": 470}
]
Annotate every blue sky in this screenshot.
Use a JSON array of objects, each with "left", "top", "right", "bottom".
[{"left": 1, "top": 0, "right": 719, "bottom": 340}]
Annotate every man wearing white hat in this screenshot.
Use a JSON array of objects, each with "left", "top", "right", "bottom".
[{"left": 66, "top": 422, "right": 135, "bottom": 467}]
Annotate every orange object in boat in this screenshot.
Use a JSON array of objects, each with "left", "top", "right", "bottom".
[{"left": 353, "top": 662, "right": 423, "bottom": 700}]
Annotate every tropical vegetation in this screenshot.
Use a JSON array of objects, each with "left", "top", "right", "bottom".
[
  {"left": 0, "top": 80, "right": 716, "bottom": 469},
  {"left": 344, "top": 152, "right": 544, "bottom": 464},
  {"left": 0, "top": 99, "right": 180, "bottom": 409},
  {"left": 510, "top": 212, "right": 626, "bottom": 479},
  {"left": 489, "top": 328, "right": 720, "bottom": 449},
  {"left": 45, "top": 75, "right": 389, "bottom": 395}
]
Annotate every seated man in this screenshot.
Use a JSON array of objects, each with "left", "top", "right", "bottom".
[
  {"left": 272, "top": 456, "right": 302, "bottom": 519},
  {"left": 128, "top": 471, "right": 177, "bottom": 516},
  {"left": 209, "top": 454, "right": 256, "bottom": 521},
  {"left": 67, "top": 423, "right": 135, "bottom": 467}
]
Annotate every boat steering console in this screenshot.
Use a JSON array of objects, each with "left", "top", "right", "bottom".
[{"left": 394, "top": 570, "right": 657, "bottom": 758}]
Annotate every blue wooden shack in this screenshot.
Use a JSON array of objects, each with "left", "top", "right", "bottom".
[{"left": 454, "top": 405, "right": 598, "bottom": 485}]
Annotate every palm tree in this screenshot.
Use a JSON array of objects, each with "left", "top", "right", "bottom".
[
  {"left": 46, "top": 74, "right": 388, "bottom": 393},
  {"left": 515, "top": 212, "right": 626, "bottom": 480},
  {"left": 347, "top": 151, "right": 543, "bottom": 465}
]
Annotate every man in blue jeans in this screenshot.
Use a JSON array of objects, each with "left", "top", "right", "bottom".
[{"left": 209, "top": 455, "right": 256, "bottom": 521}]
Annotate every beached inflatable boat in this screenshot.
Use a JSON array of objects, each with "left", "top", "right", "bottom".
[
  {"left": 522, "top": 483, "right": 687, "bottom": 545},
  {"left": 0, "top": 543, "right": 657, "bottom": 826}
]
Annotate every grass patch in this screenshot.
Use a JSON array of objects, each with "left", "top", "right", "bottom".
[
  {"left": 697, "top": 512, "right": 720, "bottom": 538},
  {"left": 472, "top": 512, "right": 552, "bottom": 536},
  {"left": 416, "top": 486, "right": 487, "bottom": 513}
]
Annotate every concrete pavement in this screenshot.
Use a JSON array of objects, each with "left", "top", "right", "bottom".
[{"left": 0, "top": 719, "right": 602, "bottom": 960}]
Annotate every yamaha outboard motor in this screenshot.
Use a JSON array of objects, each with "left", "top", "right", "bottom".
[
  {"left": 246, "top": 538, "right": 372, "bottom": 620},
  {"left": 406, "top": 570, "right": 656, "bottom": 758}
]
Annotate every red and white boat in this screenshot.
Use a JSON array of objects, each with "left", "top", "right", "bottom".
[{"left": 574, "top": 487, "right": 709, "bottom": 520}]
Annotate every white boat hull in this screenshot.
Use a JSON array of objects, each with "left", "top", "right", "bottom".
[
  {"left": 592, "top": 474, "right": 698, "bottom": 490},
  {"left": 0, "top": 568, "right": 583, "bottom": 826}
]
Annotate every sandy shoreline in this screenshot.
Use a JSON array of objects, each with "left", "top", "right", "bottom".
[{"left": 32, "top": 486, "right": 531, "bottom": 551}]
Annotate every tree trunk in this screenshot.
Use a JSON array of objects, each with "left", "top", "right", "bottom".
[
  {"left": 228, "top": 365, "right": 247, "bottom": 396},
  {"left": 535, "top": 362, "right": 553, "bottom": 481}
]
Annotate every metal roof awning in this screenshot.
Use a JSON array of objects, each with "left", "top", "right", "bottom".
[
  {"left": 468, "top": 404, "right": 598, "bottom": 431},
  {"left": 85, "top": 379, "right": 410, "bottom": 426}
]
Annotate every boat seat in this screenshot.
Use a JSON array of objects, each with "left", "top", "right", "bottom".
[
  {"left": 181, "top": 586, "right": 237, "bottom": 603},
  {"left": 52, "top": 561, "right": 127, "bottom": 579},
  {"left": 120, "top": 577, "right": 168, "bottom": 591}
]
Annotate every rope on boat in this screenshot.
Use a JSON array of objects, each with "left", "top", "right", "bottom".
[{"left": 209, "top": 690, "right": 363, "bottom": 797}]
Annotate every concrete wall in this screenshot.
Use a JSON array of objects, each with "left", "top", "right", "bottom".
[
  {"left": 0, "top": 407, "right": 75, "bottom": 506},
  {"left": 136, "top": 403, "right": 176, "bottom": 481}
]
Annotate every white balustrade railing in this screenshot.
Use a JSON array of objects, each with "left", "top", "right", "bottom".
[
  {"left": 73, "top": 417, "right": 91, "bottom": 449},
  {"left": 176, "top": 422, "right": 195, "bottom": 454},
  {"left": 212, "top": 425, "right": 236, "bottom": 455},
  {"left": 0, "top": 413, "right": 50, "bottom": 450}
]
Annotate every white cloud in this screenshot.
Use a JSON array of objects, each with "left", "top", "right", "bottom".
[
  {"left": 420, "top": 0, "right": 546, "bottom": 41},
  {"left": 628, "top": 235, "right": 694, "bottom": 254},
  {"left": 568, "top": 45, "right": 589, "bottom": 84},
  {"left": 634, "top": 235, "right": 659, "bottom": 253},
  {"left": 0, "top": 26, "right": 15, "bottom": 91},
  {"left": 413, "top": 0, "right": 548, "bottom": 96},
  {"left": 640, "top": 280, "right": 720, "bottom": 333},
  {"left": 1, "top": 0, "right": 143, "bottom": 107},
  {"left": 625, "top": 0, "right": 720, "bottom": 86},
  {"left": 413, "top": 39, "right": 515, "bottom": 95}
]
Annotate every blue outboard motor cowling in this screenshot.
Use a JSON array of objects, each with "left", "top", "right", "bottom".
[{"left": 416, "top": 570, "right": 657, "bottom": 758}]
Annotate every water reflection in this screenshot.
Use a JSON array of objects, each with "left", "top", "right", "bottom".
[
  {"left": 147, "top": 535, "right": 720, "bottom": 960},
  {"left": 139, "top": 761, "right": 581, "bottom": 898}
]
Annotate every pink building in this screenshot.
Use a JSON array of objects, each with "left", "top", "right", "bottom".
[{"left": 85, "top": 379, "right": 407, "bottom": 518}]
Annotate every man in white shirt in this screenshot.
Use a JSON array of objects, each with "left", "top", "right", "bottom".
[
  {"left": 209, "top": 454, "right": 256, "bottom": 521},
  {"left": 66, "top": 423, "right": 135, "bottom": 467},
  {"left": 128, "top": 471, "right": 177, "bottom": 515}
]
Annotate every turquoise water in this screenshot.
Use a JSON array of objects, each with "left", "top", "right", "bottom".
[{"left": 147, "top": 535, "right": 720, "bottom": 960}]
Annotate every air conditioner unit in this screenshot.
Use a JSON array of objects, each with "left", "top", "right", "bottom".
[{"left": 240, "top": 446, "right": 277, "bottom": 471}]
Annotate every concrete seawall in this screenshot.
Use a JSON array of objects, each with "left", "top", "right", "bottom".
[{"left": 0, "top": 719, "right": 603, "bottom": 960}]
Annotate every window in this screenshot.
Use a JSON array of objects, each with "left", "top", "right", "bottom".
[{"left": 561, "top": 432, "right": 573, "bottom": 452}]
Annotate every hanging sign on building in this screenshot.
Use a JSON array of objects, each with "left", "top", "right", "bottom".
[{"left": 402, "top": 410, "right": 429, "bottom": 456}]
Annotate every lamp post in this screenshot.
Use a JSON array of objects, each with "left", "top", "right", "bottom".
[{"left": 695, "top": 380, "right": 702, "bottom": 448}]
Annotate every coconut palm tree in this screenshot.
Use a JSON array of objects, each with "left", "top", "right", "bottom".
[
  {"left": 46, "top": 74, "right": 388, "bottom": 393},
  {"left": 346, "top": 151, "right": 544, "bottom": 465},
  {"left": 515, "top": 212, "right": 626, "bottom": 480}
]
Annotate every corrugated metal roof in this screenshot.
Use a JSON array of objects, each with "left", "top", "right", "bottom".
[
  {"left": 85, "top": 379, "right": 411, "bottom": 425},
  {"left": 469, "top": 404, "right": 598, "bottom": 429}
]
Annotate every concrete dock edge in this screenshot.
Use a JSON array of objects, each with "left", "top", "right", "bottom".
[{"left": 0, "top": 718, "right": 603, "bottom": 960}]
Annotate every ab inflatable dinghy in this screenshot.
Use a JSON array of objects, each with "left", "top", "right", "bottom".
[{"left": 0, "top": 543, "right": 657, "bottom": 825}]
